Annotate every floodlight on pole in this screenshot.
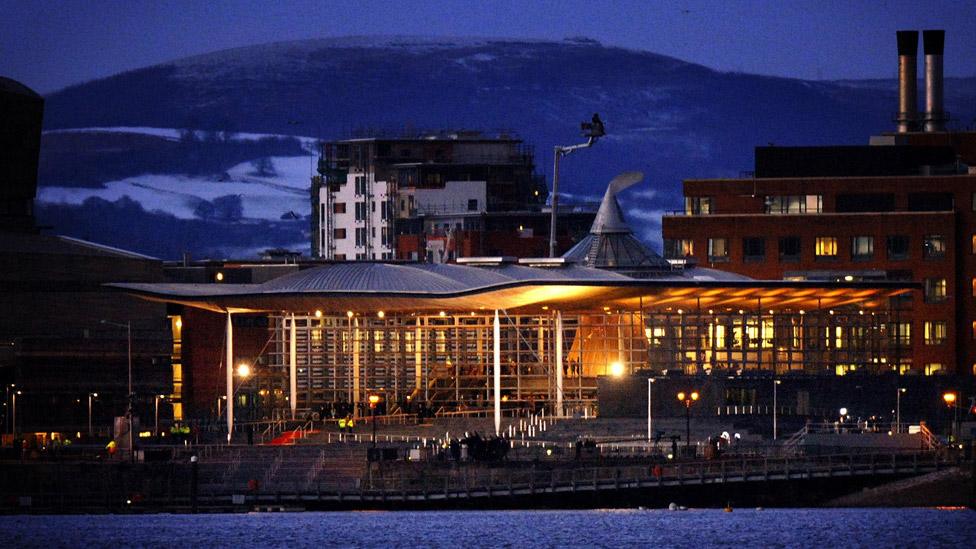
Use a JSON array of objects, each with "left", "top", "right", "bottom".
[{"left": 548, "top": 113, "right": 606, "bottom": 257}]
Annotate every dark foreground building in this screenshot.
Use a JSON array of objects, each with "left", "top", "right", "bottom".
[{"left": 0, "top": 77, "right": 172, "bottom": 443}]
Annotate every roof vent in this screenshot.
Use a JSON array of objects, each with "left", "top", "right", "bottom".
[
  {"left": 518, "top": 257, "right": 571, "bottom": 267},
  {"left": 455, "top": 256, "right": 517, "bottom": 266}
]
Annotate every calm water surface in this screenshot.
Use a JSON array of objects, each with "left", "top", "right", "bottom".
[{"left": 2, "top": 508, "right": 974, "bottom": 548}]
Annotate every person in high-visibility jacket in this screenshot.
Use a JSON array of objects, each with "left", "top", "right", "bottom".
[
  {"left": 345, "top": 415, "right": 354, "bottom": 433},
  {"left": 338, "top": 417, "right": 347, "bottom": 430}
]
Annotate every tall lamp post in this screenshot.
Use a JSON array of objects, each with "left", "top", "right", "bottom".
[
  {"left": 896, "top": 387, "right": 907, "bottom": 434},
  {"left": 647, "top": 378, "right": 655, "bottom": 444},
  {"left": 548, "top": 113, "right": 605, "bottom": 257},
  {"left": 368, "top": 394, "right": 381, "bottom": 448},
  {"left": 154, "top": 394, "right": 168, "bottom": 437},
  {"left": 677, "top": 390, "right": 699, "bottom": 450},
  {"left": 943, "top": 391, "right": 958, "bottom": 441},
  {"left": 4, "top": 383, "right": 14, "bottom": 435},
  {"left": 101, "top": 319, "right": 133, "bottom": 461},
  {"left": 88, "top": 392, "right": 98, "bottom": 437},
  {"left": 12, "top": 389, "right": 21, "bottom": 437},
  {"left": 773, "top": 379, "right": 781, "bottom": 440}
]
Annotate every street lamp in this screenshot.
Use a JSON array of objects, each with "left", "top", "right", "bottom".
[
  {"left": 236, "top": 363, "right": 251, "bottom": 378},
  {"left": 647, "top": 378, "right": 655, "bottom": 443},
  {"left": 101, "top": 319, "right": 133, "bottom": 461},
  {"left": 773, "top": 379, "right": 782, "bottom": 440},
  {"left": 154, "top": 394, "right": 167, "bottom": 437},
  {"left": 896, "top": 387, "right": 907, "bottom": 434},
  {"left": 548, "top": 113, "right": 606, "bottom": 257},
  {"left": 88, "top": 392, "right": 98, "bottom": 437},
  {"left": 4, "top": 383, "right": 14, "bottom": 435},
  {"left": 12, "top": 390, "right": 21, "bottom": 437},
  {"left": 677, "top": 390, "right": 700, "bottom": 450},
  {"left": 943, "top": 391, "right": 958, "bottom": 440},
  {"left": 368, "top": 394, "right": 381, "bottom": 447}
]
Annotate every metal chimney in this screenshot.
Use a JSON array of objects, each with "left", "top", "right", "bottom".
[
  {"left": 895, "top": 30, "right": 919, "bottom": 133},
  {"left": 923, "top": 30, "right": 946, "bottom": 132}
]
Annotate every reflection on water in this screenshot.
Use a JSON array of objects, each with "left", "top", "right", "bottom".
[{"left": 1, "top": 508, "right": 974, "bottom": 548}]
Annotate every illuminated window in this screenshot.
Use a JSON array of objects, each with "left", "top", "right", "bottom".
[
  {"left": 889, "top": 322, "right": 912, "bottom": 346},
  {"left": 815, "top": 237, "right": 837, "bottom": 258},
  {"left": 972, "top": 321, "right": 976, "bottom": 340},
  {"left": 685, "top": 196, "right": 712, "bottom": 215},
  {"left": 972, "top": 235, "right": 976, "bottom": 254},
  {"left": 851, "top": 236, "right": 874, "bottom": 260},
  {"left": 924, "top": 321, "right": 946, "bottom": 345},
  {"left": 664, "top": 239, "right": 694, "bottom": 259},
  {"left": 924, "top": 278, "right": 947, "bottom": 303},
  {"left": 923, "top": 235, "right": 946, "bottom": 259},
  {"left": 707, "top": 238, "right": 729, "bottom": 262},
  {"left": 924, "top": 363, "right": 944, "bottom": 376}
]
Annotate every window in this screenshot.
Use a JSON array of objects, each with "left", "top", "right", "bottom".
[
  {"left": 333, "top": 228, "right": 346, "bottom": 240},
  {"left": 923, "top": 235, "right": 946, "bottom": 259},
  {"left": 815, "top": 237, "right": 837, "bottom": 258},
  {"left": 766, "top": 195, "right": 822, "bottom": 214},
  {"left": 380, "top": 201, "right": 389, "bottom": 220},
  {"left": 971, "top": 321, "right": 976, "bottom": 340},
  {"left": 685, "top": 196, "right": 712, "bottom": 215},
  {"left": 333, "top": 202, "right": 346, "bottom": 214},
  {"left": 707, "top": 238, "right": 729, "bottom": 261},
  {"left": 779, "top": 236, "right": 801, "bottom": 262},
  {"left": 889, "top": 322, "right": 912, "bottom": 346},
  {"left": 355, "top": 228, "right": 367, "bottom": 247},
  {"left": 334, "top": 254, "right": 346, "bottom": 261},
  {"left": 887, "top": 235, "right": 909, "bottom": 260},
  {"left": 924, "top": 278, "right": 947, "bottom": 303},
  {"left": 743, "top": 237, "right": 765, "bottom": 262},
  {"left": 355, "top": 176, "right": 366, "bottom": 196},
  {"left": 467, "top": 199, "right": 479, "bottom": 211},
  {"left": 664, "top": 239, "right": 694, "bottom": 258},
  {"left": 924, "top": 363, "right": 944, "bottom": 376},
  {"left": 908, "top": 192, "right": 953, "bottom": 211},
  {"left": 836, "top": 193, "right": 895, "bottom": 212},
  {"left": 355, "top": 202, "right": 366, "bottom": 221},
  {"left": 851, "top": 236, "right": 874, "bottom": 260},
  {"left": 924, "top": 321, "right": 947, "bottom": 345},
  {"left": 972, "top": 192, "right": 976, "bottom": 211},
  {"left": 971, "top": 235, "right": 976, "bottom": 254},
  {"left": 972, "top": 278, "right": 976, "bottom": 297}
]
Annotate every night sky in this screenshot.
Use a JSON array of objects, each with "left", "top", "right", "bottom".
[{"left": 2, "top": 0, "right": 975, "bottom": 94}]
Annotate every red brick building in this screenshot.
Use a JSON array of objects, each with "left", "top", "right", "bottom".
[{"left": 663, "top": 135, "right": 976, "bottom": 377}]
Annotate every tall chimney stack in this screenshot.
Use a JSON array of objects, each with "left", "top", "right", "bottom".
[
  {"left": 923, "top": 29, "right": 946, "bottom": 132},
  {"left": 895, "top": 30, "right": 919, "bottom": 133}
]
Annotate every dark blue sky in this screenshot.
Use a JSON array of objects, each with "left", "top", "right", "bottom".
[{"left": 3, "top": 0, "right": 975, "bottom": 94}]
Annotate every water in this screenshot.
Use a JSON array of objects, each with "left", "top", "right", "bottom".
[{"left": 1, "top": 508, "right": 973, "bottom": 548}]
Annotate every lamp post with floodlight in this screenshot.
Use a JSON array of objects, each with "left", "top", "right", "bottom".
[
  {"left": 677, "top": 390, "right": 699, "bottom": 451},
  {"left": 101, "top": 319, "right": 133, "bottom": 461}
]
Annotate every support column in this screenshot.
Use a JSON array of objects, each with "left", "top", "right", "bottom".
[
  {"left": 225, "top": 312, "right": 234, "bottom": 444},
  {"left": 289, "top": 313, "right": 297, "bottom": 420},
  {"left": 555, "top": 311, "right": 564, "bottom": 417},
  {"left": 493, "top": 310, "right": 501, "bottom": 436},
  {"left": 353, "top": 317, "right": 361, "bottom": 418}
]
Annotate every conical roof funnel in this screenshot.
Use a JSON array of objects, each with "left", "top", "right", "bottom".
[{"left": 562, "top": 171, "right": 672, "bottom": 277}]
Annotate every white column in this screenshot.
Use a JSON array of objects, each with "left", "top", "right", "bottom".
[
  {"left": 225, "top": 312, "right": 234, "bottom": 444},
  {"left": 493, "top": 309, "right": 501, "bottom": 436},
  {"left": 289, "top": 313, "right": 297, "bottom": 420},
  {"left": 555, "top": 311, "right": 564, "bottom": 418},
  {"left": 353, "top": 317, "right": 361, "bottom": 417}
]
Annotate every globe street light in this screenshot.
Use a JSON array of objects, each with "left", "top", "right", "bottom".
[{"left": 677, "top": 390, "right": 700, "bottom": 451}]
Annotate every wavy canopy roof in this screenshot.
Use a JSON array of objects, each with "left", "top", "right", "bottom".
[{"left": 110, "top": 260, "right": 913, "bottom": 315}]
